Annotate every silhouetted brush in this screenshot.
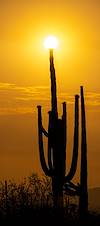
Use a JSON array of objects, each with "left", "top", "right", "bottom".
[{"left": 5, "top": 180, "right": 8, "bottom": 216}]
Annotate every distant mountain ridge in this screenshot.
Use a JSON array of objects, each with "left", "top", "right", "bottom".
[{"left": 88, "top": 187, "right": 100, "bottom": 213}]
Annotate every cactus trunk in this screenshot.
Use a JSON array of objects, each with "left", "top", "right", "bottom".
[
  {"left": 49, "top": 49, "right": 57, "bottom": 116},
  {"left": 49, "top": 49, "right": 65, "bottom": 208}
]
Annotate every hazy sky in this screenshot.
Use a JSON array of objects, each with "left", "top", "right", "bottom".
[{"left": 0, "top": 0, "right": 100, "bottom": 188}]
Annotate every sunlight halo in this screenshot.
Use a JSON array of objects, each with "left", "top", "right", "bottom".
[{"left": 44, "top": 36, "right": 58, "bottom": 49}]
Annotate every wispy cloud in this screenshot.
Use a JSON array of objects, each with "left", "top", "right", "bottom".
[
  {"left": 0, "top": 82, "right": 50, "bottom": 114},
  {"left": 85, "top": 92, "right": 100, "bottom": 106},
  {"left": 0, "top": 82, "right": 100, "bottom": 115},
  {"left": 58, "top": 91, "right": 100, "bottom": 106},
  {"left": 58, "top": 92, "right": 75, "bottom": 104}
]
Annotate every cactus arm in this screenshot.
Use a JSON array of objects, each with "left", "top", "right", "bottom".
[
  {"left": 67, "top": 181, "right": 80, "bottom": 191},
  {"left": 62, "top": 102, "right": 67, "bottom": 157},
  {"left": 64, "top": 181, "right": 80, "bottom": 196},
  {"left": 42, "top": 127, "right": 48, "bottom": 137},
  {"left": 64, "top": 95, "right": 79, "bottom": 182},
  {"left": 37, "top": 105, "right": 52, "bottom": 177},
  {"left": 47, "top": 111, "right": 54, "bottom": 170},
  {"left": 48, "top": 145, "right": 53, "bottom": 171},
  {"left": 61, "top": 102, "right": 67, "bottom": 175},
  {"left": 64, "top": 181, "right": 80, "bottom": 191}
]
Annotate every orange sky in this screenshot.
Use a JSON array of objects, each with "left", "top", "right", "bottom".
[{"left": 0, "top": 0, "right": 100, "bottom": 188}]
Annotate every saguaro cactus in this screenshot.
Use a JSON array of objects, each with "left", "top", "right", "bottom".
[
  {"left": 79, "top": 86, "right": 88, "bottom": 215},
  {"left": 37, "top": 49, "right": 79, "bottom": 208}
]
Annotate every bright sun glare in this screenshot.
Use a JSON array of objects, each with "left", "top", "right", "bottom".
[{"left": 44, "top": 36, "right": 58, "bottom": 49}]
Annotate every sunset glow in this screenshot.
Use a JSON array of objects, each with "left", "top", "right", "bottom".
[{"left": 0, "top": 0, "right": 100, "bottom": 189}]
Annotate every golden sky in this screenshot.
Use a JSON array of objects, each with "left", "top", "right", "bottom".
[{"left": 0, "top": 0, "right": 100, "bottom": 187}]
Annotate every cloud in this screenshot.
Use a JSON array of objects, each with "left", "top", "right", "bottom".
[
  {"left": 85, "top": 92, "right": 100, "bottom": 106},
  {"left": 58, "top": 92, "right": 75, "bottom": 104},
  {"left": 0, "top": 82, "right": 50, "bottom": 114},
  {"left": 58, "top": 91, "right": 100, "bottom": 107},
  {"left": 0, "top": 82, "right": 100, "bottom": 115}
]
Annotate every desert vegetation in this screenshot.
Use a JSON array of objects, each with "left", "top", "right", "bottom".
[{"left": 0, "top": 173, "right": 100, "bottom": 226}]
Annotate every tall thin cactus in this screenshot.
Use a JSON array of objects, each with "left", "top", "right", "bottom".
[
  {"left": 79, "top": 86, "right": 88, "bottom": 215},
  {"left": 37, "top": 49, "right": 79, "bottom": 208}
]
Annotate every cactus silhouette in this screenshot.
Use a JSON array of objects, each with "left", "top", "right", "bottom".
[
  {"left": 64, "top": 86, "right": 88, "bottom": 215},
  {"left": 37, "top": 49, "right": 79, "bottom": 208},
  {"left": 79, "top": 86, "right": 88, "bottom": 216}
]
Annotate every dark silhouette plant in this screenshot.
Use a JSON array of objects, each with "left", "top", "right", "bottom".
[
  {"left": 79, "top": 86, "right": 88, "bottom": 216},
  {"left": 37, "top": 48, "right": 88, "bottom": 215}
]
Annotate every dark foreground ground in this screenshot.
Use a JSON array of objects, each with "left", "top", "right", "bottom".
[
  {"left": 0, "top": 176, "right": 100, "bottom": 225},
  {"left": 0, "top": 206, "right": 100, "bottom": 226}
]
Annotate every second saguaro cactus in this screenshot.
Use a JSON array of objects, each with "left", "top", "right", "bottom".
[{"left": 79, "top": 86, "right": 88, "bottom": 216}]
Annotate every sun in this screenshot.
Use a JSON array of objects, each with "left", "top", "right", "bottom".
[{"left": 44, "top": 36, "right": 58, "bottom": 49}]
